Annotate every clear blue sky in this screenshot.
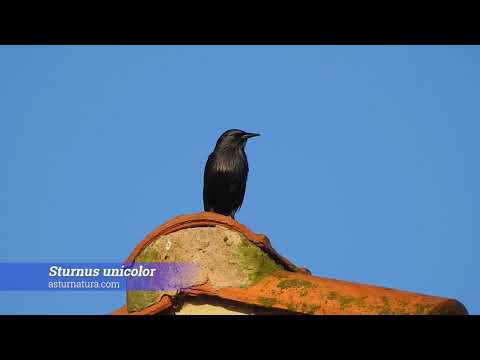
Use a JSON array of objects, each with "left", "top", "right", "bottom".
[{"left": 0, "top": 45, "right": 478, "bottom": 314}]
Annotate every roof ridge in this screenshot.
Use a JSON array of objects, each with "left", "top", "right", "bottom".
[
  {"left": 124, "top": 211, "right": 310, "bottom": 274},
  {"left": 112, "top": 212, "right": 469, "bottom": 315}
]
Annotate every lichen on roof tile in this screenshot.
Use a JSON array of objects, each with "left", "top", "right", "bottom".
[{"left": 126, "top": 225, "right": 285, "bottom": 313}]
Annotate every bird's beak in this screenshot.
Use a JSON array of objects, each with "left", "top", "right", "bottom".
[{"left": 242, "top": 132, "right": 260, "bottom": 139}]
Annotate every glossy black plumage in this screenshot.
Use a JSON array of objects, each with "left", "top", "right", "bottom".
[{"left": 203, "top": 129, "right": 259, "bottom": 218}]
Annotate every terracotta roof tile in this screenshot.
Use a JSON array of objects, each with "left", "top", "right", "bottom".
[
  {"left": 124, "top": 212, "right": 310, "bottom": 274},
  {"left": 112, "top": 212, "right": 468, "bottom": 315}
]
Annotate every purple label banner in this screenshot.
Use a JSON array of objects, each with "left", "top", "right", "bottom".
[{"left": 0, "top": 262, "right": 199, "bottom": 291}]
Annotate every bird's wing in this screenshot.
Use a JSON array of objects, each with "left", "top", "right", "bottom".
[{"left": 203, "top": 154, "right": 247, "bottom": 216}]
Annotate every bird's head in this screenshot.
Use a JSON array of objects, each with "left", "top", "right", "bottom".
[{"left": 214, "top": 129, "right": 260, "bottom": 151}]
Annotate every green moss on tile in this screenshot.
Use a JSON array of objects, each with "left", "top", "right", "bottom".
[
  {"left": 378, "top": 296, "right": 392, "bottom": 315},
  {"left": 339, "top": 295, "right": 355, "bottom": 310},
  {"left": 299, "top": 290, "right": 309, "bottom": 297},
  {"left": 277, "top": 279, "right": 314, "bottom": 290},
  {"left": 127, "top": 244, "right": 165, "bottom": 312},
  {"left": 327, "top": 291, "right": 338, "bottom": 300},
  {"left": 296, "top": 302, "right": 321, "bottom": 314},
  {"left": 135, "top": 245, "right": 160, "bottom": 263},
  {"left": 305, "top": 304, "right": 322, "bottom": 315},
  {"left": 258, "top": 296, "right": 277, "bottom": 308},
  {"left": 272, "top": 271, "right": 290, "bottom": 279},
  {"left": 415, "top": 303, "right": 433, "bottom": 315},
  {"left": 235, "top": 238, "right": 284, "bottom": 287},
  {"left": 127, "top": 291, "right": 160, "bottom": 313}
]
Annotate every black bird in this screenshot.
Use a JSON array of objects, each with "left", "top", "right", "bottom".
[{"left": 203, "top": 129, "right": 260, "bottom": 219}]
